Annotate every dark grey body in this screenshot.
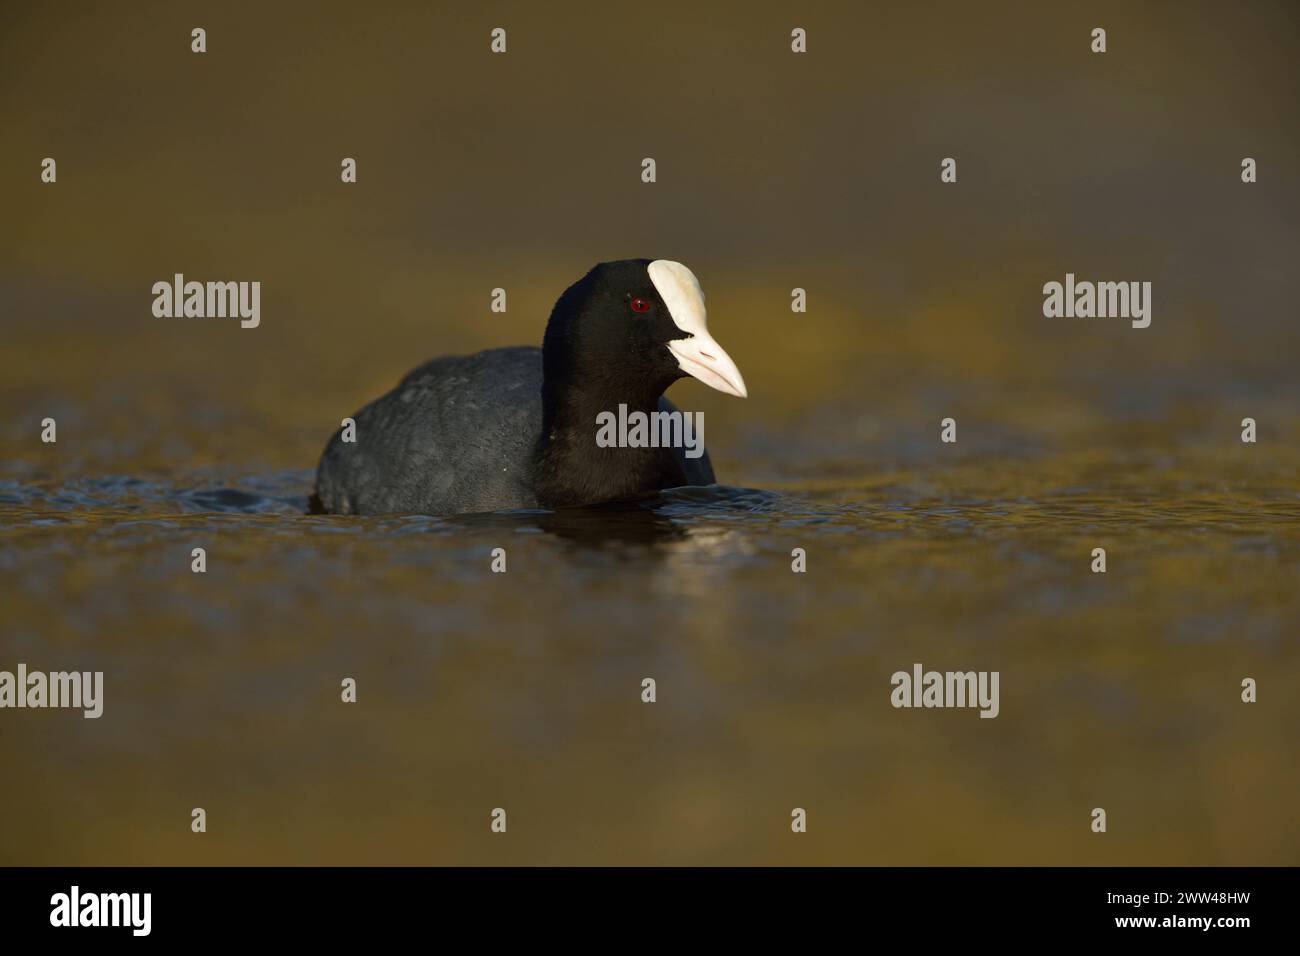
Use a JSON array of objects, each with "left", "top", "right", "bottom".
[{"left": 313, "top": 347, "right": 714, "bottom": 515}]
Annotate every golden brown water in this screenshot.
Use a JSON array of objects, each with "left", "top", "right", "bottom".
[
  {"left": 2, "top": 341, "right": 1296, "bottom": 864},
  {"left": 2, "top": 0, "right": 1298, "bottom": 864}
]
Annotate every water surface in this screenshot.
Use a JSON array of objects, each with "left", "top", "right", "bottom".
[{"left": 2, "top": 426, "right": 1295, "bottom": 865}]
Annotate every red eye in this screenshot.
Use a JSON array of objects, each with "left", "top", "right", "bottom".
[{"left": 630, "top": 297, "right": 651, "bottom": 314}]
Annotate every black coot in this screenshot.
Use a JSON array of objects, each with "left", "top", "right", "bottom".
[{"left": 311, "top": 259, "right": 747, "bottom": 516}]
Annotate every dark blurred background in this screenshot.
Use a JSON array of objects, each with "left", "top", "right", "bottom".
[{"left": 3, "top": 0, "right": 1297, "bottom": 465}]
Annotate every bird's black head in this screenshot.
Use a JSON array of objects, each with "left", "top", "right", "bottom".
[{"left": 541, "top": 258, "right": 747, "bottom": 406}]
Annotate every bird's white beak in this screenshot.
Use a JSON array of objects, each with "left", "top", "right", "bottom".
[
  {"left": 667, "top": 333, "right": 748, "bottom": 398},
  {"left": 649, "top": 259, "right": 748, "bottom": 399}
]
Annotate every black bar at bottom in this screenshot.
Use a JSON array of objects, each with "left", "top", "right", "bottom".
[{"left": 0, "top": 866, "right": 1285, "bottom": 941}]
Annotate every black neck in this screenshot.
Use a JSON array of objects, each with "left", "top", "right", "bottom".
[{"left": 534, "top": 378, "right": 684, "bottom": 507}]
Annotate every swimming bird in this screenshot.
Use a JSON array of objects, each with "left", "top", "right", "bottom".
[{"left": 310, "top": 259, "right": 747, "bottom": 516}]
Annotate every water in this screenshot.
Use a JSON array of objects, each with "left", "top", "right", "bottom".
[{"left": 2, "top": 431, "right": 1295, "bottom": 865}]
